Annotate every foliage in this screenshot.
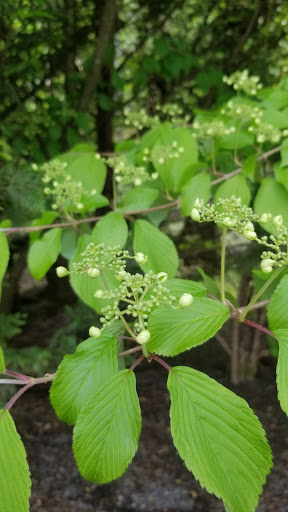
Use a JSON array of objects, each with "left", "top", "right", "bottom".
[{"left": 2, "top": 4, "right": 288, "bottom": 509}]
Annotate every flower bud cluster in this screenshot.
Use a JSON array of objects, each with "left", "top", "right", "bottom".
[
  {"left": 95, "top": 270, "right": 177, "bottom": 333},
  {"left": 106, "top": 155, "right": 158, "bottom": 187},
  {"left": 223, "top": 70, "right": 262, "bottom": 96},
  {"left": 124, "top": 108, "right": 160, "bottom": 130},
  {"left": 221, "top": 101, "right": 262, "bottom": 122},
  {"left": 192, "top": 120, "right": 236, "bottom": 139},
  {"left": 248, "top": 121, "right": 282, "bottom": 144},
  {"left": 190, "top": 196, "right": 288, "bottom": 274},
  {"left": 153, "top": 139, "right": 185, "bottom": 165},
  {"left": 72, "top": 243, "right": 137, "bottom": 276},
  {"left": 155, "top": 103, "right": 190, "bottom": 124},
  {"left": 34, "top": 158, "right": 94, "bottom": 212}
]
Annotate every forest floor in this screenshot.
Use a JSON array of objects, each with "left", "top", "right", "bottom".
[{"left": 11, "top": 343, "right": 288, "bottom": 512}]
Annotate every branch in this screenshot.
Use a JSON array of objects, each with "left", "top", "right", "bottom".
[
  {"left": 77, "top": 0, "right": 117, "bottom": 111},
  {"left": 211, "top": 145, "right": 281, "bottom": 186}
]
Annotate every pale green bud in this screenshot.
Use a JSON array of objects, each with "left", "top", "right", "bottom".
[
  {"left": 223, "top": 217, "right": 237, "bottom": 228},
  {"left": 56, "top": 266, "right": 69, "bottom": 278},
  {"left": 151, "top": 172, "right": 158, "bottom": 180},
  {"left": 94, "top": 289, "right": 104, "bottom": 299},
  {"left": 259, "top": 213, "right": 271, "bottom": 224},
  {"left": 116, "top": 270, "right": 127, "bottom": 281},
  {"left": 273, "top": 215, "right": 283, "bottom": 228},
  {"left": 244, "top": 229, "right": 257, "bottom": 241},
  {"left": 158, "top": 157, "right": 164, "bottom": 164},
  {"left": 193, "top": 198, "right": 203, "bottom": 209},
  {"left": 244, "top": 221, "right": 254, "bottom": 232},
  {"left": 134, "top": 178, "right": 142, "bottom": 186},
  {"left": 136, "top": 329, "right": 151, "bottom": 345},
  {"left": 260, "top": 259, "right": 274, "bottom": 274},
  {"left": 31, "top": 163, "right": 38, "bottom": 171},
  {"left": 76, "top": 202, "right": 84, "bottom": 210},
  {"left": 157, "top": 272, "right": 168, "bottom": 283},
  {"left": 191, "top": 208, "right": 201, "bottom": 222},
  {"left": 87, "top": 267, "right": 100, "bottom": 278},
  {"left": 89, "top": 326, "right": 102, "bottom": 338},
  {"left": 179, "top": 293, "right": 193, "bottom": 308},
  {"left": 135, "top": 252, "right": 147, "bottom": 264}
]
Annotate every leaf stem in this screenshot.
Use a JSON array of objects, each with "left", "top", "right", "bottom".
[
  {"left": 221, "top": 228, "right": 227, "bottom": 303},
  {"left": 239, "top": 267, "right": 283, "bottom": 321},
  {"left": 129, "top": 354, "right": 145, "bottom": 372},
  {"left": 119, "top": 312, "right": 137, "bottom": 339},
  {"left": 242, "top": 318, "right": 276, "bottom": 338},
  {"left": 150, "top": 354, "right": 172, "bottom": 372}
]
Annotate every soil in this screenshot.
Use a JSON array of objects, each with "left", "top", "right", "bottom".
[{"left": 11, "top": 349, "right": 288, "bottom": 512}]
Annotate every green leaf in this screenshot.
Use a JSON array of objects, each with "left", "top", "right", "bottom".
[
  {"left": 197, "top": 267, "right": 221, "bottom": 299},
  {"left": 281, "top": 138, "right": 288, "bottom": 168},
  {"left": 0, "top": 232, "right": 9, "bottom": 302},
  {"left": 214, "top": 175, "right": 250, "bottom": 206},
  {"left": 167, "top": 366, "right": 272, "bottom": 512},
  {"left": 254, "top": 178, "right": 288, "bottom": 234},
  {"left": 0, "top": 410, "right": 31, "bottom": 511},
  {"left": 165, "top": 278, "right": 207, "bottom": 299},
  {"left": 133, "top": 219, "right": 178, "bottom": 277},
  {"left": 151, "top": 125, "right": 198, "bottom": 193},
  {"left": 118, "top": 187, "right": 158, "bottom": 213},
  {"left": 181, "top": 173, "right": 211, "bottom": 216},
  {"left": 0, "top": 346, "right": 5, "bottom": 373},
  {"left": 147, "top": 298, "right": 229, "bottom": 356},
  {"left": 50, "top": 332, "right": 118, "bottom": 425},
  {"left": 92, "top": 212, "right": 128, "bottom": 248},
  {"left": 273, "top": 329, "right": 288, "bottom": 415},
  {"left": 242, "top": 154, "right": 257, "bottom": 180},
  {"left": 29, "top": 210, "right": 59, "bottom": 242},
  {"left": 69, "top": 234, "right": 120, "bottom": 312},
  {"left": 217, "top": 132, "right": 254, "bottom": 150},
  {"left": 60, "top": 228, "right": 78, "bottom": 260},
  {"left": 73, "top": 370, "right": 141, "bottom": 483},
  {"left": 267, "top": 274, "right": 288, "bottom": 331},
  {"left": 59, "top": 152, "right": 107, "bottom": 195},
  {"left": 27, "top": 227, "right": 62, "bottom": 280}
]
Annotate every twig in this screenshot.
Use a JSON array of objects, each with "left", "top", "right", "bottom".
[
  {"left": 118, "top": 346, "right": 142, "bottom": 358},
  {"left": 215, "top": 333, "right": 232, "bottom": 356}
]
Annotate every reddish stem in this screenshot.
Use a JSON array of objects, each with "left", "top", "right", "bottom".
[
  {"left": 3, "top": 369, "right": 31, "bottom": 381},
  {"left": 129, "top": 354, "right": 145, "bottom": 372},
  {"left": 242, "top": 318, "right": 276, "bottom": 339},
  {"left": 150, "top": 354, "right": 172, "bottom": 372}
]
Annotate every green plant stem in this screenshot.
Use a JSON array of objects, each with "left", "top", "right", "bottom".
[
  {"left": 112, "top": 172, "right": 117, "bottom": 210},
  {"left": 141, "top": 343, "right": 150, "bottom": 358},
  {"left": 239, "top": 267, "right": 283, "bottom": 321},
  {"left": 221, "top": 228, "right": 227, "bottom": 303},
  {"left": 119, "top": 312, "right": 136, "bottom": 339}
]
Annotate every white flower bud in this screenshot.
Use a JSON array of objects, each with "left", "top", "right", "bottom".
[
  {"left": 76, "top": 202, "right": 84, "bottom": 210},
  {"left": 31, "top": 163, "right": 38, "bottom": 171},
  {"left": 158, "top": 157, "right": 164, "bottom": 164},
  {"left": 95, "top": 153, "right": 101, "bottom": 159},
  {"left": 89, "top": 326, "right": 102, "bottom": 338},
  {"left": 260, "top": 259, "right": 274, "bottom": 274},
  {"left": 87, "top": 267, "right": 100, "bottom": 278},
  {"left": 243, "top": 229, "right": 257, "bottom": 241},
  {"left": 134, "top": 178, "right": 142, "bottom": 186},
  {"left": 94, "top": 289, "right": 104, "bottom": 299},
  {"left": 193, "top": 198, "right": 203, "bottom": 209},
  {"left": 157, "top": 272, "right": 168, "bottom": 283},
  {"left": 244, "top": 221, "right": 254, "bottom": 232},
  {"left": 191, "top": 208, "right": 201, "bottom": 222},
  {"left": 179, "top": 293, "right": 193, "bottom": 308},
  {"left": 259, "top": 213, "right": 271, "bottom": 224},
  {"left": 223, "top": 217, "right": 237, "bottom": 228},
  {"left": 273, "top": 215, "right": 283, "bottom": 228},
  {"left": 56, "top": 266, "right": 69, "bottom": 278},
  {"left": 135, "top": 252, "right": 147, "bottom": 264},
  {"left": 136, "top": 329, "right": 151, "bottom": 345},
  {"left": 116, "top": 270, "right": 127, "bottom": 281},
  {"left": 151, "top": 172, "right": 158, "bottom": 180}
]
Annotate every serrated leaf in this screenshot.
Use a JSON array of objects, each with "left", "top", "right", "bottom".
[
  {"left": 267, "top": 274, "right": 288, "bottom": 331},
  {"left": 73, "top": 369, "right": 141, "bottom": 483},
  {"left": 214, "top": 175, "right": 250, "bottom": 206},
  {"left": 254, "top": 178, "right": 288, "bottom": 234},
  {"left": 0, "top": 232, "right": 9, "bottom": 302},
  {"left": 167, "top": 366, "right": 272, "bottom": 512},
  {"left": 133, "top": 219, "right": 178, "bottom": 277},
  {"left": 92, "top": 211, "right": 128, "bottom": 247},
  {"left": 118, "top": 187, "right": 158, "bottom": 213},
  {"left": 151, "top": 124, "right": 198, "bottom": 193},
  {"left": 273, "top": 329, "right": 288, "bottom": 415},
  {"left": 0, "top": 410, "right": 31, "bottom": 511},
  {"left": 27, "top": 227, "right": 62, "bottom": 280},
  {"left": 0, "top": 346, "right": 5, "bottom": 373},
  {"left": 50, "top": 332, "right": 118, "bottom": 425},
  {"left": 147, "top": 298, "right": 230, "bottom": 356},
  {"left": 165, "top": 278, "right": 207, "bottom": 299},
  {"left": 181, "top": 173, "right": 211, "bottom": 216}
]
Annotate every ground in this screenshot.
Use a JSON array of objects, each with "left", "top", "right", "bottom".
[{"left": 11, "top": 347, "right": 288, "bottom": 512}]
